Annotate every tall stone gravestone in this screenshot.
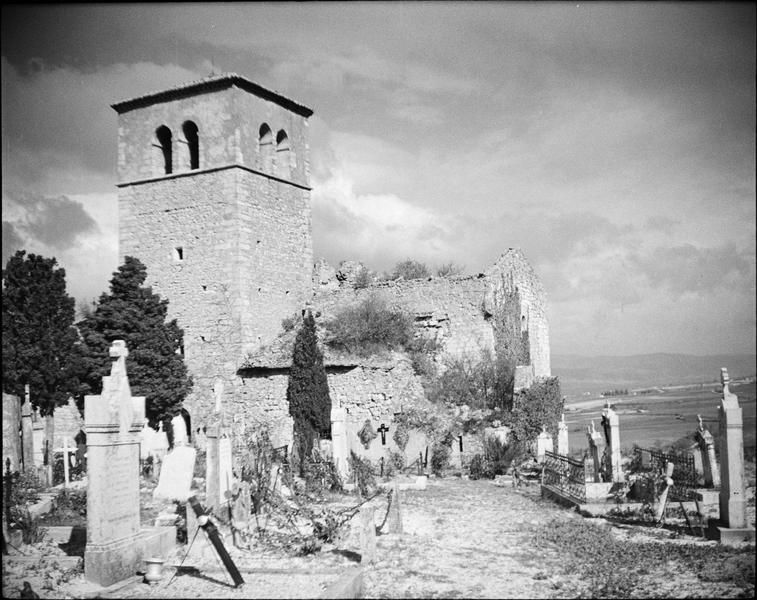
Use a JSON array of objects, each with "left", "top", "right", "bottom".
[
  {"left": 331, "top": 406, "right": 349, "bottom": 480},
  {"left": 84, "top": 341, "right": 174, "bottom": 586},
  {"left": 586, "top": 421, "right": 604, "bottom": 483},
  {"left": 2, "top": 393, "right": 22, "bottom": 472},
  {"left": 601, "top": 401, "right": 624, "bottom": 483},
  {"left": 557, "top": 414, "right": 569, "bottom": 456},
  {"left": 695, "top": 414, "right": 720, "bottom": 488},
  {"left": 21, "top": 386, "right": 35, "bottom": 472},
  {"left": 708, "top": 368, "right": 755, "bottom": 544}
]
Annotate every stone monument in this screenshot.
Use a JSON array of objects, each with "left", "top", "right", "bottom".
[
  {"left": 536, "top": 427, "right": 553, "bottom": 463},
  {"left": 601, "top": 401, "right": 623, "bottom": 483},
  {"left": 84, "top": 341, "right": 175, "bottom": 586},
  {"left": 330, "top": 406, "right": 349, "bottom": 480},
  {"left": 557, "top": 414, "right": 569, "bottom": 456},
  {"left": 707, "top": 368, "right": 755, "bottom": 544},
  {"left": 586, "top": 420, "right": 604, "bottom": 483},
  {"left": 695, "top": 414, "right": 720, "bottom": 488},
  {"left": 2, "top": 393, "right": 22, "bottom": 473}
]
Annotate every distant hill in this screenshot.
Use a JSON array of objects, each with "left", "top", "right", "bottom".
[{"left": 552, "top": 353, "right": 756, "bottom": 398}]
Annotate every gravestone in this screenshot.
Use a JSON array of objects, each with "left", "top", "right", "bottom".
[
  {"left": 586, "top": 420, "right": 604, "bottom": 483},
  {"left": 2, "top": 393, "right": 22, "bottom": 473},
  {"left": 21, "top": 386, "right": 34, "bottom": 472},
  {"left": 206, "top": 426, "right": 234, "bottom": 514},
  {"left": 536, "top": 427, "right": 553, "bottom": 463},
  {"left": 172, "top": 414, "right": 188, "bottom": 447},
  {"left": 151, "top": 422, "right": 169, "bottom": 459},
  {"left": 331, "top": 406, "right": 349, "bottom": 480},
  {"left": 359, "top": 506, "right": 377, "bottom": 564},
  {"left": 655, "top": 462, "right": 675, "bottom": 522},
  {"left": 387, "top": 479, "right": 403, "bottom": 534},
  {"left": 84, "top": 340, "right": 175, "bottom": 586},
  {"left": 707, "top": 368, "right": 755, "bottom": 544},
  {"left": 601, "top": 401, "right": 624, "bottom": 483},
  {"left": 695, "top": 415, "right": 720, "bottom": 488},
  {"left": 153, "top": 446, "right": 197, "bottom": 502},
  {"left": 557, "top": 414, "right": 569, "bottom": 456}
]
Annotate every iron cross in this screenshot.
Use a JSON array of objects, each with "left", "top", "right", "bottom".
[{"left": 377, "top": 423, "right": 390, "bottom": 445}]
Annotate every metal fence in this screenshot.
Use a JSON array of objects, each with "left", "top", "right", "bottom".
[
  {"left": 542, "top": 450, "right": 588, "bottom": 503},
  {"left": 633, "top": 446, "right": 698, "bottom": 501}
]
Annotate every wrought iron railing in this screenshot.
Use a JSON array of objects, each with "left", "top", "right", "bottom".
[
  {"left": 633, "top": 447, "right": 698, "bottom": 501},
  {"left": 542, "top": 451, "right": 587, "bottom": 503}
]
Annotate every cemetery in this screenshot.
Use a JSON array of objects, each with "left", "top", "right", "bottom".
[{"left": 1, "top": 72, "right": 754, "bottom": 598}]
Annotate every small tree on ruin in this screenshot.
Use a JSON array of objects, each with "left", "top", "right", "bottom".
[
  {"left": 287, "top": 310, "right": 332, "bottom": 476},
  {"left": 76, "top": 256, "right": 192, "bottom": 428}
]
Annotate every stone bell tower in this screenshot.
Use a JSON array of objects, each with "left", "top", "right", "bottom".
[{"left": 112, "top": 74, "right": 314, "bottom": 420}]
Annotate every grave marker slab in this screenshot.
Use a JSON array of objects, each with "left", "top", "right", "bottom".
[{"left": 153, "top": 446, "right": 197, "bottom": 502}]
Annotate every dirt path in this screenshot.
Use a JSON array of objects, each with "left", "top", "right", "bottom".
[{"left": 363, "top": 478, "right": 571, "bottom": 599}]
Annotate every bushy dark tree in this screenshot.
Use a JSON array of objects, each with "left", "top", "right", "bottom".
[
  {"left": 509, "top": 376, "right": 563, "bottom": 445},
  {"left": 2, "top": 251, "right": 80, "bottom": 416},
  {"left": 76, "top": 256, "right": 192, "bottom": 426},
  {"left": 287, "top": 311, "right": 332, "bottom": 476},
  {"left": 391, "top": 258, "right": 430, "bottom": 280}
]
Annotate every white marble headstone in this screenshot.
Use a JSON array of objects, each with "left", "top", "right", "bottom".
[{"left": 153, "top": 446, "right": 197, "bottom": 502}]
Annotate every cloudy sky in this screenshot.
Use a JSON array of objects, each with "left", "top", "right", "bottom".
[{"left": 2, "top": 3, "right": 755, "bottom": 357}]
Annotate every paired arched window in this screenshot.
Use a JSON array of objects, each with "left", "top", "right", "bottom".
[
  {"left": 275, "top": 129, "right": 290, "bottom": 178},
  {"left": 259, "top": 124, "right": 273, "bottom": 171},
  {"left": 154, "top": 125, "right": 173, "bottom": 175},
  {"left": 181, "top": 120, "right": 199, "bottom": 170}
]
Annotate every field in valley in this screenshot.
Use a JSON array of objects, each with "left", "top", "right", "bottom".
[{"left": 564, "top": 381, "right": 756, "bottom": 456}]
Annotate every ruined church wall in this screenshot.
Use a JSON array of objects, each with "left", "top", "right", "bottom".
[{"left": 315, "top": 276, "right": 496, "bottom": 359}]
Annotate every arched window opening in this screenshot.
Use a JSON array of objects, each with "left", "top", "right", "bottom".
[
  {"left": 275, "top": 129, "right": 290, "bottom": 178},
  {"left": 182, "top": 120, "right": 199, "bottom": 170},
  {"left": 154, "top": 126, "right": 173, "bottom": 174},
  {"left": 259, "top": 123, "right": 273, "bottom": 171}
]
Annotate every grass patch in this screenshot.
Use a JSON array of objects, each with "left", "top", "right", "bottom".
[{"left": 530, "top": 517, "right": 755, "bottom": 598}]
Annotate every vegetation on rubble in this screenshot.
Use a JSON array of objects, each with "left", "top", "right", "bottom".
[
  {"left": 435, "top": 262, "right": 466, "bottom": 277},
  {"left": 75, "top": 256, "right": 192, "bottom": 427},
  {"left": 388, "top": 258, "right": 431, "bottom": 280},
  {"left": 2, "top": 250, "right": 80, "bottom": 415},
  {"left": 324, "top": 294, "right": 414, "bottom": 357},
  {"left": 468, "top": 436, "right": 517, "bottom": 480},
  {"left": 530, "top": 516, "right": 755, "bottom": 598},
  {"left": 287, "top": 311, "right": 332, "bottom": 477},
  {"left": 509, "top": 376, "right": 563, "bottom": 445},
  {"left": 348, "top": 450, "right": 377, "bottom": 496}
]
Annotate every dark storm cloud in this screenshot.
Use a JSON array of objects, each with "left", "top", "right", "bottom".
[{"left": 4, "top": 189, "right": 98, "bottom": 251}]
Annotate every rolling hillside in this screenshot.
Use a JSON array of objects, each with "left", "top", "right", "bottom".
[{"left": 552, "top": 353, "right": 756, "bottom": 398}]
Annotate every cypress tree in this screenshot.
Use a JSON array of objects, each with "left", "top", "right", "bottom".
[
  {"left": 287, "top": 310, "right": 331, "bottom": 475},
  {"left": 2, "top": 251, "right": 80, "bottom": 416},
  {"left": 76, "top": 256, "right": 192, "bottom": 427}
]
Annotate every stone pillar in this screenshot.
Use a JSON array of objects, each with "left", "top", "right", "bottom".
[
  {"left": 205, "top": 425, "right": 233, "bottom": 515},
  {"left": 359, "top": 506, "right": 376, "bottom": 564},
  {"left": 557, "top": 414, "right": 569, "bottom": 456},
  {"left": 387, "top": 479, "right": 403, "bottom": 534},
  {"left": 586, "top": 421, "right": 604, "bottom": 483},
  {"left": 43, "top": 414, "right": 55, "bottom": 486},
  {"left": 21, "top": 386, "right": 34, "bottom": 472},
  {"left": 331, "top": 407, "right": 349, "bottom": 480},
  {"left": 718, "top": 369, "right": 746, "bottom": 529},
  {"left": 536, "top": 428, "right": 553, "bottom": 463},
  {"left": 695, "top": 418, "right": 720, "bottom": 489},
  {"left": 601, "top": 401, "right": 624, "bottom": 483},
  {"left": 84, "top": 340, "right": 147, "bottom": 586},
  {"left": 2, "top": 393, "right": 22, "bottom": 473}
]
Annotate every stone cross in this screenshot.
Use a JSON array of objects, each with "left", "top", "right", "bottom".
[
  {"left": 105, "top": 340, "right": 134, "bottom": 438},
  {"left": 557, "top": 413, "right": 569, "bottom": 456},
  {"left": 377, "top": 423, "right": 390, "bottom": 446},
  {"left": 55, "top": 438, "right": 76, "bottom": 488},
  {"left": 601, "top": 402, "right": 623, "bottom": 483}
]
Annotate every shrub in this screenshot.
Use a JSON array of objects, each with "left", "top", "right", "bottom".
[
  {"left": 348, "top": 451, "right": 376, "bottom": 496},
  {"left": 384, "top": 449, "right": 405, "bottom": 479},
  {"left": 430, "top": 439, "right": 452, "bottom": 477},
  {"left": 353, "top": 266, "right": 372, "bottom": 289},
  {"left": 392, "top": 420, "right": 410, "bottom": 452},
  {"left": 324, "top": 295, "right": 413, "bottom": 357},
  {"left": 390, "top": 259, "right": 430, "bottom": 280},
  {"left": 304, "top": 455, "right": 343, "bottom": 495},
  {"left": 509, "top": 376, "right": 563, "bottom": 445},
  {"left": 436, "top": 262, "right": 465, "bottom": 277},
  {"left": 425, "top": 347, "right": 514, "bottom": 412}
]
